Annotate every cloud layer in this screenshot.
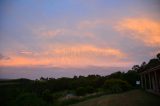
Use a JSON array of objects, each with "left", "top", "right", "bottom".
[
  {"left": 116, "top": 18, "right": 160, "bottom": 46},
  {"left": 1, "top": 0, "right": 160, "bottom": 80},
  {"left": 0, "top": 45, "right": 129, "bottom": 67}
]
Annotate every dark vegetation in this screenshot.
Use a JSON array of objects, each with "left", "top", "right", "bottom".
[{"left": 0, "top": 53, "right": 160, "bottom": 106}]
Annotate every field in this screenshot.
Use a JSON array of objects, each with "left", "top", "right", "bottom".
[{"left": 70, "top": 90, "right": 160, "bottom": 106}]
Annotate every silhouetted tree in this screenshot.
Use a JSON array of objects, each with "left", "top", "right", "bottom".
[
  {"left": 132, "top": 65, "right": 140, "bottom": 72},
  {"left": 157, "top": 53, "right": 160, "bottom": 60}
]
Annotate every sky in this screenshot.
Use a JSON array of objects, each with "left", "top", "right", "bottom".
[{"left": 0, "top": 0, "right": 160, "bottom": 79}]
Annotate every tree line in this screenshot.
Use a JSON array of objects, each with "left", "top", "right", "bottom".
[{"left": 0, "top": 53, "right": 159, "bottom": 106}]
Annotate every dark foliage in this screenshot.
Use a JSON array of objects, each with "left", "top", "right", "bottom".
[
  {"left": 0, "top": 71, "right": 138, "bottom": 106},
  {"left": 103, "top": 79, "right": 132, "bottom": 93}
]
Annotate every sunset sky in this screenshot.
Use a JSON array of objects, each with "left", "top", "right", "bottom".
[{"left": 0, "top": 0, "right": 160, "bottom": 79}]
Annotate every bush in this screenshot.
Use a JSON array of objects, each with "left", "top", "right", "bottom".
[
  {"left": 13, "top": 93, "right": 46, "bottom": 106},
  {"left": 76, "top": 87, "right": 87, "bottom": 96},
  {"left": 103, "top": 79, "right": 131, "bottom": 93},
  {"left": 42, "top": 89, "right": 53, "bottom": 103},
  {"left": 60, "top": 98, "right": 80, "bottom": 106},
  {"left": 85, "top": 86, "right": 95, "bottom": 94}
]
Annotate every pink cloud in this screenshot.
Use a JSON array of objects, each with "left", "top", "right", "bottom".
[
  {"left": 78, "top": 19, "right": 108, "bottom": 30},
  {"left": 40, "top": 29, "right": 66, "bottom": 37},
  {"left": 0, "top": 45, "right": 129, "bottom": 67},
  {"left": 20, "top": 51, "right": 33, "bottom": 55},
  {"left": 33, "top": 18, "right": 111, "bottom": 40},
  {"left": 115, "top": 18, "right": 160, "bottom": 46}
]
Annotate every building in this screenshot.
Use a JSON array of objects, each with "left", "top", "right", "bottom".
[{"left": 140, "top": 65, "right": 160, "bottom": 95}]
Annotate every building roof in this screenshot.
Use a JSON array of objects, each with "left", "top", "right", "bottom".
[{"left": 140, "top": 65, "right": 160, "bottom": 74}]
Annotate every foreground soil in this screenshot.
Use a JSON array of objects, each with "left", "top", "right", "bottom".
[{"left": 70, "top": 90, "right": 160, "bottom": 106}]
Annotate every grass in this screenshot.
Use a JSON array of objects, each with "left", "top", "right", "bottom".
[{"left": 69, "top": 89, "right": 160, "bottom": 106}]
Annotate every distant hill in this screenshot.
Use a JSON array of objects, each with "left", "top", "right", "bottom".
[{"left": 0, "top": 78, "right": 32, "bottom": 85}]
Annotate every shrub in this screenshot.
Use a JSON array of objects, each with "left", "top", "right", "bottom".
[
  {"left": 13, "top": 93, "right": 46, "bottom": 106},
  {"left": 76, "top": 87, "right": 87, "bottom": 96},
  {"left": 60, "top": 98, "right": 80, "bottom": 106},
  {"left": 42, "top": 89, "right": 53, "bottom": 103},
  {"left": 103, "top": 79, "right": 131, "bottom": 93},
  {"left": 85, "top": 86, "right": 95, "bottom": 94}
]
